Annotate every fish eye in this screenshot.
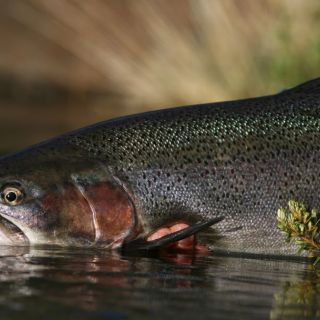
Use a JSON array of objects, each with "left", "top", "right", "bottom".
[{"left": 1, "top": 186, "right": 24, "bottom": 206}]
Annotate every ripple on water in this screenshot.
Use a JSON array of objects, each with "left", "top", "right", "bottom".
[{"left": 0, "top": 246, "right": 317, "bottom": 320}]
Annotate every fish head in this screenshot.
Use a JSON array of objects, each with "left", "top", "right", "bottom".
[{"left": 0, "top": 149, "right": 136, "bottom": 248}]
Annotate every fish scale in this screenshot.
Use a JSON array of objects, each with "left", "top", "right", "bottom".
[
  {"left": 0, "top": 78, "right": 319, "bottom": 254},
  {"left": 64, "top": 79, "right": 320, "bottom": 255}
]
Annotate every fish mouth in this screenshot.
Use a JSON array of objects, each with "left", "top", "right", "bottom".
[{"left": 0, "top": 215, "right": 29, "bottom": 245}]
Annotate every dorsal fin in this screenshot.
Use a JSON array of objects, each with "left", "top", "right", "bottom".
[{"left": 280, "top": 78, "right": 320, "bottom": 96}]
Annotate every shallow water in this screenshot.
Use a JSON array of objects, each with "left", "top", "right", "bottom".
[{"left": 0, "top": 247, "right": 319, "bottom": 320}]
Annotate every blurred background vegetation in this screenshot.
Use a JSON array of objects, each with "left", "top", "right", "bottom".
[{"left": 0, "top": 0, "right": 320, "bottom": 152}]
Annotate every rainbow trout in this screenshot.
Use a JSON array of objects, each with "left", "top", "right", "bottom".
[{"left": 0, "top": 78, "right": 319, "bottom": 256}]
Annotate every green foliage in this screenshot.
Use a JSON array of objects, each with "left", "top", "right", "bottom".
[{"left": 277, "top": 200, "right": 320, "bottom": 262}]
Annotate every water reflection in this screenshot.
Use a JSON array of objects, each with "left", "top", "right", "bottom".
[
  {"left": 271, "top": 266, "right": 320, "bottom": 320},
  {"left": 0, "top": 246, "right": 319, "bottom": 320}
]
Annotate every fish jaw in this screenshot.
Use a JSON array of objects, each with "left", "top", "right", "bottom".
[
  {"left": 0, "top": 216, "right": 29, "bottom": 245},
  {"left": 0, "top": 214, "right": 49, "bottom": 245}
]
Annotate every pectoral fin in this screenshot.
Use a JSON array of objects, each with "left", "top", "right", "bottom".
[{"left": 122, "top": 216, "right": 224, "bottom": 252}]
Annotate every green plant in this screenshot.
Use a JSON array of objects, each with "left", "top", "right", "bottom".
[{"left": 277, "top": 200, "right": 320, "bottom": 264}]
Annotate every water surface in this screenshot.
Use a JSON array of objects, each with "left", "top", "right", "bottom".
[{"left": 0, "top": 246, "right": 319, "bottom": 319}]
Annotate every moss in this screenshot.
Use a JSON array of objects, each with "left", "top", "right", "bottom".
[{"left": 277, "top": 200, "right": 320, "bottom": 263}]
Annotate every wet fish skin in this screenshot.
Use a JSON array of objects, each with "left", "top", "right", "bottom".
[
  {"left": 69, "top": 78, "right": 320, "bottom": 255},
  {"left": 0, "top": 78, "right": 320, "bottom": 255}
]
